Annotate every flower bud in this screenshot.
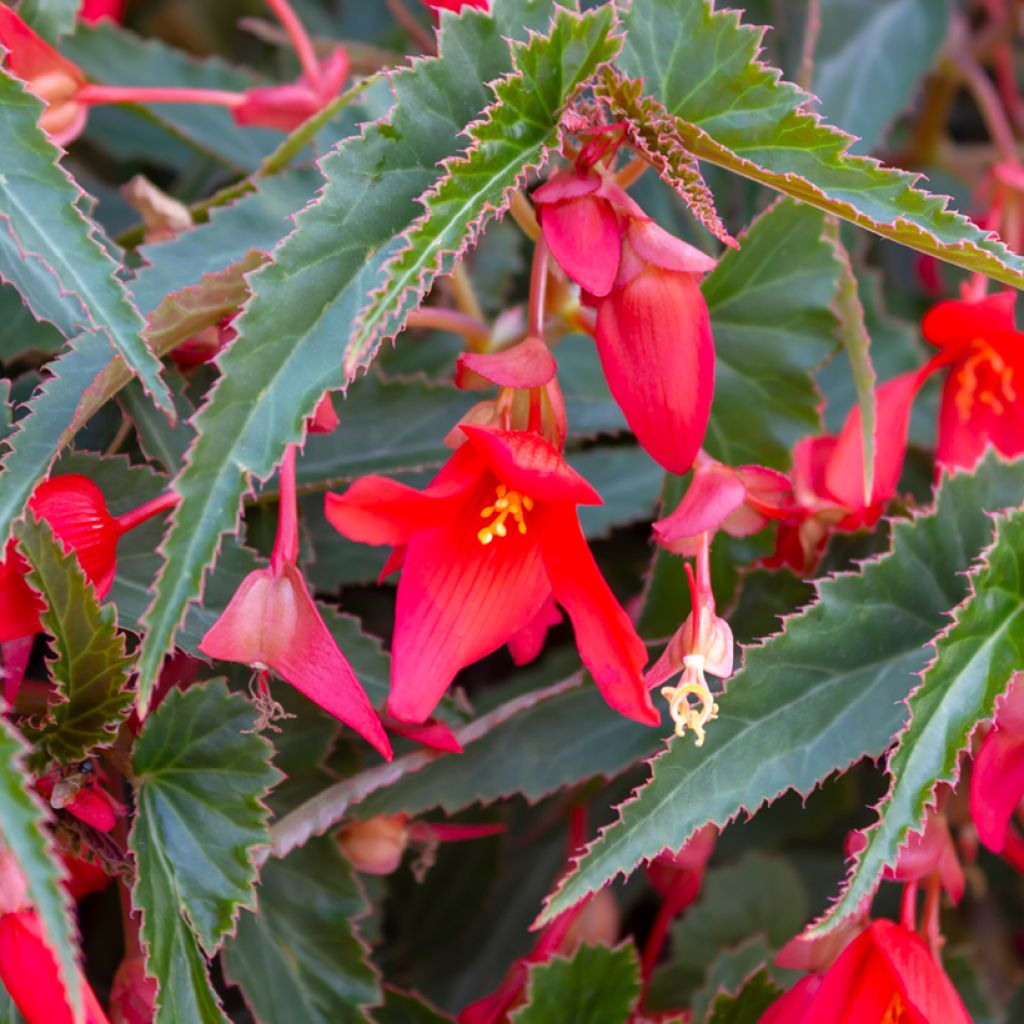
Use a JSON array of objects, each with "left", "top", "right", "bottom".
[
  {"left": 338, "top": 815, "right": 409, "bottom": 875},
  {"left": 110, "top": 955, "right": 157, "bottom": 1024}
]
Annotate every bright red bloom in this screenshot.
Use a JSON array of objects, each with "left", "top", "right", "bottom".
[
  {"left": 970, "top": 673, "right": 1024, "bottom": 852},
  {"left": 61, "top": 854, "right": 112, "bottom": 901},
  {"left": 770, "top": 919, "right": 970, "bottom": 1023},
  {"left": 757, "top": 976, "right": 821, "bottom": 1024},
  {"left": 535, "top": 169, "right": 718, "bottom": 475},
  {"left": 37, "top": 765, "right": 119, "bottom": 833},
  {"left": 0, "top": 4, "right": 88, "bottom": 144},
  {"left": 423, "top": 0, "right": 489, "bottom": 12},
  {"left": 325, "top": 425, "right": 657, "bottom": 727},
  {"left": 199, "top": 562, "right": 391, "bottom": 759},
  {"left": 232, "top": 46, "right": 350, "bottom": 132},
  {"left": 921, "top": 290, "right": 1024, "bottom": 470},
  {"left": 79, "top": 0, "right": 124, "bottom": 23}
]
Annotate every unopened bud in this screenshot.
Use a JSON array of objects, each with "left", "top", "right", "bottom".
[
  {"left": 338, "top": 815, "right": 409, "bottom": 875},
  {"left": 560, "top": 889, "right": 620, "bottom": 955},
  {"left": 110, "top": 955, "right": 157, "bottom": 1024}
]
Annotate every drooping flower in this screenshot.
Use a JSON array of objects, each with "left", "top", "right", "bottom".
[
  {"left": 760, "top": 919, "right": 970, "bottom": 1024},
  {"left": 767, "top": 370, "right": 927, "bottom": 574},
  {"left": 969, "top": 672, "right": 1024, "bottom": 854},
  {"left": 0, "top": 849, "right": 110, "bottom": 1024},
  {"left": 199, "top": 446, "right": 391, "bottom": 759},
  {"left": 921, "top": 289, "right": 1024, "bottom": 470},
  {"left": 0, "top": 4, "right": 88, "bottom": 144},
  {"left": 0, "top": 476, "right": 178, "bottom": 649},
  {"left": 535, "top": 167, "right": 718, "bottom": 474},
  {"left": 79, "top": 0, "right": 124, "bottom": 23},
  {"left": 325, "top": 424, "right": 657, "bottom": 727}
]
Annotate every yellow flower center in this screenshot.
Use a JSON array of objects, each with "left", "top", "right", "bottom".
[
  {"left": 661, "top": 655, "right": 719, "bottom": 747},
  {"left": 956, "top": 337, "right": 1017, "bottom": 422},
  {"left": 478, "top": 485, "right": 534, "bottom": 545},
  {"left": 881, "top": 992, "right": 906, "bottom": 1024}
]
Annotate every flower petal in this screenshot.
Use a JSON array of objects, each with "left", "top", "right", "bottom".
[
  {"left": 0, "top": 544, "right": 43, "bottom": 645},
  {"left": 460, "top": 426, "right": 602, "bottom": 504},
  {"left": 936, "top": 367, "right": 1000, "bottom": 471},
  {"left": 537, "top": 504, "right": 657, "bottom": 725},
  {"left": 922, "top": 291, "right": 1017, "bottom": 350},
  {"left": 595, "top": 267, "right": 714, "bottom": 475},
  {"left": 231, "top": 84, "right": 319, "bottom": 131},
  {"left": 970, "top": 726, "right": 1024, "bottom": 851},
  {"left": 507, "top": 593, "right": 561, "bottom": 666},
  {"left": 626, "top": 218, "right": 717, "bottom": 274},
  {"left": 825, "top": 370, "right": 927, "bottom": 511},
  {"left": 653, "top": 463, "right": 747, "bottom": 547},
  {"left": 388, "top": 475, "right": 550, "bottom": 722},
  {"left": 757, "top": 975, "right": 821, "bottom": 1024},
  {"left": 455, "top": 337, "right": 557, "bottom": 390}
]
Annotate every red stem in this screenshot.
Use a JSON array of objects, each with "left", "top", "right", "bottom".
[
  {"left": 684, "top": 560, "right": 700, "bottom": 649},
  {"left": 77, "top": 84, "right": 244, "bottom": 108},
  {"left": 114, "top": 490, "right": 179, "bottom": 535},
  {"left": 899, "top": 880, "right": 918, "bottom": 931},
  {"left": 1001, "top": 826, "right": 1024, "bottom": 873},
  {"left": 921, "top": 872, "right": 944, "bottom": 959},
  {"left": 271, "top": 445, "right": 299, "bottom": 574},
  {"left": 640, "top": 894, "right": 677, "bottom": 985},
  {"left": 266, "top": 0, "right": 324, "bottom": 90}
]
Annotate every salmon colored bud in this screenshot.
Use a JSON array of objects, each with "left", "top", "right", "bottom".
[
  {"left": 559, "top": 888, "right": 620, "bottom": 954},
  {"left": 338, "top": 815, "right": 409, "bottom": 875},
  {"left": 109, "top": 956, "right": 157, "bottom": 1024}
]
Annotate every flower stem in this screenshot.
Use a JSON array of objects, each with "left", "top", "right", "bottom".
[
  {"left": 271, "top": 444, "right": 299, "bottom": 574},
  {"left": 77, "top": 84, "right": 244, "bottom": 108},
  {"left": 899, "top": 880, "right": 919, "bottom": 931},
  {"left": 114, "top": 490, "right": 180, "bottom": 535},
  {"left": 528, "top": 237, "right": 550, "bottom": 341},
  {"left": 508, "top": 190, "right": 541, "bottom": 242},
  {"left": 266, "top": 0, "right": 324, "bottom": 89},
  {"left": 405, "top": 307, "right": 490, "bottom": 347}
]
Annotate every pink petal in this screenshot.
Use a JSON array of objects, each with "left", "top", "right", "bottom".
[
  {"left": 594, "top": 267, "right": 715, "bottom": 474},
  {"left": 382, "top": 712, "right": 464, "bottom": 754},
  {"left": 825, "top": 369, "right": 927, "bottom": 511},
  {"left": 970, "top": 726, "right": 1024, "bottom": 851},
  {"left": 535, "top": 171, "right": 623, "bottom": 297},
  {"left": 199, "top": 565, "right": 391, "bottom": 759},
  {"left": 307, "top": 393, "right": 339, "bottom": 435},
  {"left": 653, "top": 462, "right": 747, "bottom": 547},
  {"left": 2, "top": 636, "right": 34, "bottom": 705},
  {"left": 936, "top": 367, "right": 1001, "bottom": 471},
  {"left": 66, "top": 787, "right": 116, "bottom": 833},
  {"left": 388, "top": 475, "right": 551, "bottom": 723},
  {"left": 408, "top": 822, "right": 505, "bottom": 843},
  {"left": 232, "top": 84, "right": 319, "bottom": 131},
  {"left": 537, "top": 504, "right": 657, "bottom": 725},
  {"left": 757, "top": 976, "right": 822, "bottom": 1024},
  {"left": 459, "top": 426, "right": 602, "bottom": 504},
  {"left": 626, "top": 218, "right": 718, "bottom": 274},
  {"left": 455, "top": 337, "right": 556, "bottom": 390}
]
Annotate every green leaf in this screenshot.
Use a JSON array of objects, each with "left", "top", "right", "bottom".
[
  {"left": 820, "top": 502, "right": 1024, "bottom": 929},
  {"left": 539, "top": 454, "right": 1024, "bottom": 923},
  {"left": 608, "top": 0, "right": 1024, "bottom": 288},
  {"left": 350, "top": 4, "right": 620, "bottom": 372},
  {"left": 690, "top": 938, "right": 775, "bottom": 1024},
  {"left": 571, "top": 447, "right": 665, "bottom": 539},
  {"left": 15, "top": 514, "right": 133, "bottom": 765},
  {"left": 63, "top": 22, "right": 280, "bottom": 172},
  {"left": 371, "top": 989, "right": 453, "bottom": 1024},
  {"left": 0, "top": 68, "right": 171, "bottom": 411},
  {"left": 701, "top": 198, "right": 839, "bottom": 469},
  {"left": 131, "top": 680, "right": 280, "bottom": 1022},
  {"left": 824, "top": 218, "right": 876, "bottom": 501},
  {"left": 15, "top": 0, "right": 78, "bottom": 43},
  {"left": 0, "top": 984, "right": 26, "bottom": 1023},
  {"left": 511, "top": 943, "right": 641, "bottom": 1024},
  {"left": 708, "top": 969, "right": 782, "bottom": 1024},
  {"left": 120, "top": 367, "right": 196, "bottom": 473},
  {"left": 0, "top": 718, "right": 80, "bottom": 1017},
  {"left": 223, "top": 838, "right": 380, "bottom": 1024},
  {"left": 813, "top": 0, "right": 950, "bottom": 152},
  {"left": 132, "top": 0, "right": 561, "bottom": 711}
]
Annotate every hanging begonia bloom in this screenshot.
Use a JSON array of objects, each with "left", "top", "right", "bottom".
[
  {"left": 921, "top": 290, "right": 1024, "bottom": 470},
  {"left": 970, "top": 673, "right": 1024, "bottom": 852},
  {"left": 595, "top": 219, "right": 717, "bottom": 475},
  {"left": 79, "top": 0, "right": 124, "bottom": 22},
  {"left": 198, "top": 562, "right": 392, "bottom": 759},
  {"left": 0, "top": 5, "right": 89, "bottom": 144},
  {"left": 232, "top": 46, "right": 350, "bottom": 132},
  {"left": 325, "top": 425, "right": 657, "bottom": 727},
  {"left": 423, "top": 0, "right": 489, "bottom": 13},
  {"left": 779, "top": 919, "right": 971, "bottom": 1024},
  {"left": 757, "top": 976, "right": 822, "bottom": 1024},
  {"left": 109, "top": 955, "right": 157, "bottom": 1024}
]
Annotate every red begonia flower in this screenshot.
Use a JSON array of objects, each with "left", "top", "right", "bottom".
[
  {"left": 326, "top": 425, "right": 656, "bottom": 727},
  {"left": 645, "top": 823, "right": 716, "bottom": 912},
  {"left": 0, "top": 910, "right": 110, "bottom": 1024},
  {"left": 922, "top": 290, "right": 1024, "bottom": 469},
  {"left": 506, "top": 594, "right": 563, "bottom": 666},
  {"left": 970, "top": 673, "right": 1024, "bottom": 852},
  {"left": 79, "top": 0, "right": 124, "bottom": 22},
  {"left": 594, "top": 219, "right": 717, "bottom": 475},
  {"left": 757, "top": 975, "right": 822, "bottom": 1023},
  {"left": 846, "top": 806, "right": 964, "bottom": 902},
  {"left": 380, "top": 710, "right": 464, "bottom": 754},
  {"left": 308, "top": 392, "right": 340, "bottom": 435},
  {"left": 423, "top": 0, "right": 489, "bottom": 13},
  {"left": 61, "top": 854, "right": 111, "bottom": 901},
  {"left": 36, "top": 768, "right": 119, "bottom": 833},
  {"left": 790, "top": 919, "right": 969, "bottom": 1023},
  {"left": 109, "top": 955, "right": 157, "bottom": 1024},
  {"left": 455, "top": 337, "right": 557, "bottom": 391},
  {"left": 232, "top": 46, "right": 349, "bottom": 132},
  {"left": 0, "top": 4, "right": 88, "bottom": 144},
  {"left": 199, "top": 561, "right": 391, "bottom": 759}
]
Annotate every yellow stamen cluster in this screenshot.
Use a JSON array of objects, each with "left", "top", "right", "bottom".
[
  {"left": 478, "top": 485, "right": 534, "bottom": 545},
  {"left": 661, "top": 654, "right": 719, "bottom": 747},
  {"left": 956, "top": 338, "right": 1017, "bottom": 422},
  {"left": 881, "top": 993, "right": 907, "bottom": 1024}
]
